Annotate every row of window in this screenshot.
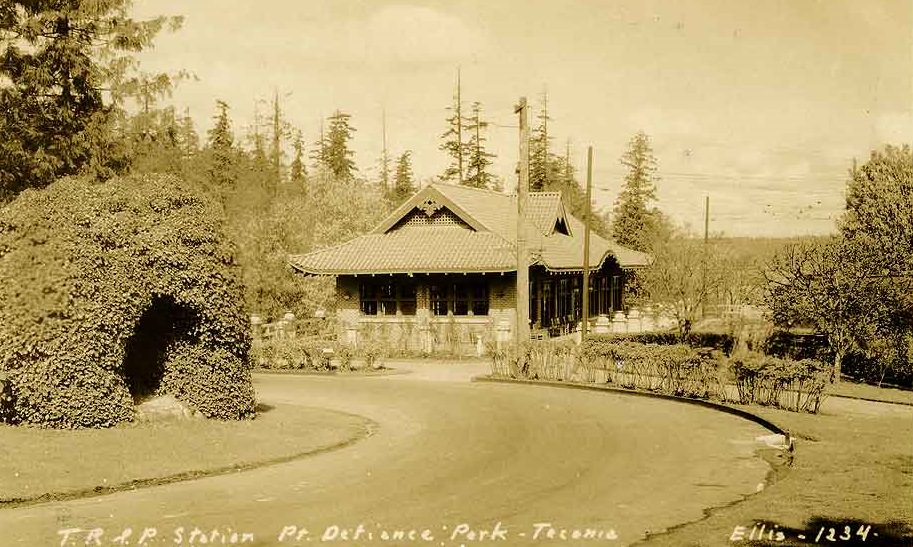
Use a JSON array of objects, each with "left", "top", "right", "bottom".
[
  {"left": 531, "top": 274, "right": 623, "bottom": 327},
  {"left": 359, "top": 276, "right": 620, "bottom": 320},
  {"left": 359, "top": 281, "right": 416, "bottom": 316},
  {"left": 359, "top": 281, "right": 489, "bottom": 317}
]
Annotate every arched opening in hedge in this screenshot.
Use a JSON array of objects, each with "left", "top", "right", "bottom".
[{"left": 123, "top": 295, "right": 200, "bottom": 402}]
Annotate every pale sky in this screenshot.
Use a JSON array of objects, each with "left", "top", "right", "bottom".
[{"left": 134, "top": 0, "right": 912, "bottom": 237}]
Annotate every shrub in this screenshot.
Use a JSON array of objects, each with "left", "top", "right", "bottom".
[
  {"left": 762, "top": 329, "right": 912, "bottom": 388},
  {"left": 762, "top": 330, "right": 832, "bottom": 362},
  {"left": 160, "top": 344, "right": 256, "bottom": 420},
  {"left": 485, "top": 340, "right": 577, "bottom": 381},
  {"left": 585, "top": 341, "right": 724, "bottom": 399},
  {"left": 730, "top": 353, "right": 830, "bottom": 413},
  {"left": 0, "top": 175, "right": 255, "bottom": 427},
  {"left": 334, "top": 343, "right": 354, "bottom": 370},
  {"left": 252, "top": 337, "right": 336, "bottom": 371},
  {"left": 588, "top": 331, "right": 735, "bottom": 355},
  {"left": 356, "top": 339, "right": 386, "bottom": 369}
]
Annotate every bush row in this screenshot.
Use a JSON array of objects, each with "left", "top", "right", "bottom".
[
  {"left": 588, "top": 332, "right": 736, "bottom": 356},
  {"left": 730, "top": 354, "right": 830, "bottom": 413},
  {"left": 592, "top": 329, "right": 912, "bottom": 389},
  {"left": 488, "top": 339, "right": 831, "bottom": 413},
  {"left": 251, "top": 337, "right": 386, "bottom": 372}
]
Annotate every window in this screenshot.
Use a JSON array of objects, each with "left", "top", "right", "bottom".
[
  {"left": 454, "top": 283, "right": 469, "bottom": 315},
  {"left": 571, "top": 277, "right": 581, "bottom": 320},
  {"left": 600, "top": 276, "right": 610, "bottom": 315},
  {"left": 588, "top": 276, "right": 598, "bottom": 318},
  {"left": 400, "top": 283, "right": 417, "bottom": 315},
  {"left": 430, "top": 283, "right": 448, "bottom": 316},
  {"left": 471, "top": 284, "right": 489, "bottom": 316},
  {"left": 558, "top": 278, "right": 571, "bottom": 320},
  {"left": 360, "top": 279, "right": 417, "bottom": 316},
  {"left": 542, "top": 280, "right": 554, "bottom": 327},
  {"left": 378, "top": 282, "right": 396, "bottom": 316},
  {"left": 611, "top": 275, "right": 624, "bottom": 311},
  {"left": 359, "top": 283, "right": 378, "bottom": 315},
  {"left": 429, "top": 281, "right": 489, "bottom": 316}
]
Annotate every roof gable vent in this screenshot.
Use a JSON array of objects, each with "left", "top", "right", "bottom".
[
  {"left": 554, "top": 217, "right": 570, "bottom": 236},
  {"left": 389, "top": 206, "right": 473, "bottom": 231}
]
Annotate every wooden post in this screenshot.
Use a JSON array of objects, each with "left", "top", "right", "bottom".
[
  {"left": 582, "top": 146, "right": 593, "bottom": 340},
  {"left": 515, "top": 97, "right": 530, "bottom": 346}
]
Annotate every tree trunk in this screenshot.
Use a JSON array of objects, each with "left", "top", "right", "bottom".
[{"left": 832, "top": 348, "right": 843, "bottom": 384}]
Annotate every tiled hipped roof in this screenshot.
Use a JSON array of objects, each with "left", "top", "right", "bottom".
[{"left": 289, "top": 183, "right": 651, "bottom": 275}]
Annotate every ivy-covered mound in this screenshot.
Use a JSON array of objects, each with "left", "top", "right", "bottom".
[{"left": 0, "top": 175, "right": 256, "bottom": 428}]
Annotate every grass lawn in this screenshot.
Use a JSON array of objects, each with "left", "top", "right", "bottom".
[
  {"left": 0, "top": 404, "right": 372, "bottom": 505},
  {"left": 831, "top": 380, "right": 913, "bottom": 406},
  {"left": 645, "top": 397, "right": 913, "bottom": 546}
]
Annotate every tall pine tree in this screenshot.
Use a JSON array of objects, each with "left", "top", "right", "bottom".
[
  {"left": 439, "top": 69, "right": 471, "bottom": 184},
  {"left": 0, "top": 1, "right": 181, "bottom": 202},
  {"left": 205, "top": 99, "right": 237, "bottom": 191},
  {"left": 529, "top": 92, "right": 555, "bottom": 192},
  {"left": 612, "top": 131, "right": 663, "bottom": 252},
  {"left": 389, "top": 150, "right": 416, "bottom": 204},
  {"left": 465, "top": 102, "right": 496, "bottom": 189},
  {"left": 322, "top": 110, "right": 358, "bottom": 181},
  {"left": 290, "top": 129, "right": 307, "bottom": 189}
]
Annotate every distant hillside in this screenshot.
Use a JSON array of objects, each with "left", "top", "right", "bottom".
[{"left": 707, "top": 235, "right": 829, "bottom": 265}]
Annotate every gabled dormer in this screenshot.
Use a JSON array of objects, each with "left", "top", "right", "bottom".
[
  {"left": 527, "top": 192, "right": 573, "bottom": 237},
  {"left": 552, "top": 200, "right": 572, "bottom": 236},
  {"left": 372, "top": 185, "right": 490, "bottom": 235}
]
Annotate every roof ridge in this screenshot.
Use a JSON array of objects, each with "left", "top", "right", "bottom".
[
  {"left": 289, "top": 233, "right": 374, "bottom": 262},
  {"left": 428, "top": 181, "right": 512, "bottom": 199}
]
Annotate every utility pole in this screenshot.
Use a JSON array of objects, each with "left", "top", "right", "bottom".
[
  {"left": 582, "top": 146, "right": 593, "bottom": 339},
  {"left": 515, "top": 97, "right": 530, "bottom": 346}
]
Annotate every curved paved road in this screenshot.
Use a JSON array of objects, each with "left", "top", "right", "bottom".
[{"left": 1, "top": 362, "right": 774, "bottom": 546}]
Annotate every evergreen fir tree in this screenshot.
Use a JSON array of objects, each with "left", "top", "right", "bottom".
[
  {"left": 205, "top": 100, "right": 236, "bottom": 190},
  {"left": 0, "top": 1, "right": 181, "bottom": 202},
  {"left": 465, "top": 102, "right": 496, "bottom": 189},
  {"left": 439, "top": 70, "right": 471, "bottom": 184},
  {"left": 389, "top": 151, "right": 416, "bottom": 204},
  {"left": 290, "top": 129, "right": 307, "bottom": 188},
  {"left": 529, "top": 93, "right": 554, "bottom": 192},
  {"left": 612, "top": 131, "right": 663, "bottom": 252},
  {"left": 323, "top": 110, "right": 358, "bottom": 181},
  {"left": 178, "top": 108, "right": 199, "bottom": 157}
]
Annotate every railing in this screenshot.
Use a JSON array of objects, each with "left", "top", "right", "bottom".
[{"left": 251, "top": 315, "right": 332, "bottom": 342}]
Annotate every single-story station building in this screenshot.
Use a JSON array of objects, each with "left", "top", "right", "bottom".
[{"left": 289, "top": 183, "right": 650, "bottom": 354}]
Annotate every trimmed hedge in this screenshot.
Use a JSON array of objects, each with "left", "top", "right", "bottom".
[
  {"left": 0, "top": 175, "right": 256, "bottom": 428},
  {"left": 730, "top": 354, "right": 829, "bottom": 413},
  {"left": 583, "top": 341, "right": 724, "bottom": 399},
  {"left": 251, "top": 336, "right": 386, "bottom": 372},
  {"left": 488, "top": 339, "right": 831, "bottom": 413},
  {"left": 587, "top": 332, "right": 736, "bottom": 356}
]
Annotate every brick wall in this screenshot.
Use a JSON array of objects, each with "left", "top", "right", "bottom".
[
  {"left": 488, "top": 273, "right": 517, "bottom": 341},
  {"left": 336, "top": 276, "right": 360, "bottom": 345}
]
